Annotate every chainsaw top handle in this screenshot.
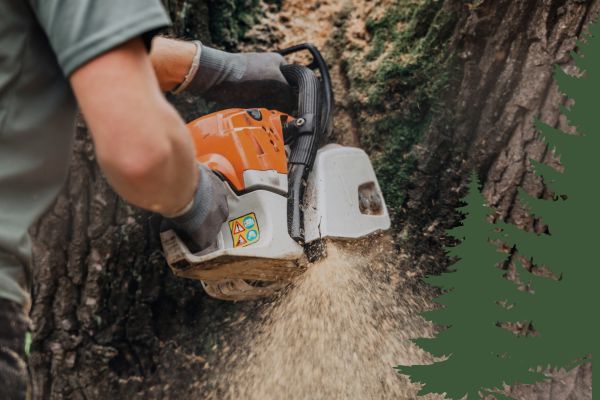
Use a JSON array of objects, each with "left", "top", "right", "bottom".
[
  {"left": 279, "top": 43, "right": 333, "bottom": 143},
  {"left": 278, "top": 43, "right": 334, "bottom": 242}
]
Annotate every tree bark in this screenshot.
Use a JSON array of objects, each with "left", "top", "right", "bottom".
[
  {"left": 322, "top": 0, "right": 595, "bottom": 397},
  {"left": 378, "top": 0, "right": 596, "bottom": 397}
]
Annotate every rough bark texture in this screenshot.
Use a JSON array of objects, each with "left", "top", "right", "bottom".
[
  {"left": 332, "top": 0, "right": 596, "bottom": 397},
  {"left": 326, "top": 0, "right": 596, "bottom": 397},
  {"left": 29, "top": 0, "right": 593, "bottom": 399}
]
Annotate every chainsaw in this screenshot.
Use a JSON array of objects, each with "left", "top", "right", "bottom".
[{"left": 160, "top": 44, "right": 390, "bottom": 301}]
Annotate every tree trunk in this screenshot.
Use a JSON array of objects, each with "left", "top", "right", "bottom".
[
  {"left": 410, "top": 3, "right": 596, "bottom": 395},
  {"left": 326, "top": 0, "right": 595, "bottom": 397},
  {"left": 29, "top": 0, "right": 593, "bottom": 399}
]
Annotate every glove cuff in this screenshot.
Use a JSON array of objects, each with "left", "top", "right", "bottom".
[
  {"left": 171, "top": 40, "right": 203, "bottom": 95},
  {"left": 185, "top": 45, "right": 246, "bottom": 95},
  {"left": 169, "top": 164, "right": 216, "bottom": 229},
  {"left": 166, "top": 164, "right": 229, "bottom": 252}
]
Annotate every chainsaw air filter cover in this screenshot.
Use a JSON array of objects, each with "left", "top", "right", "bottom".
[
  {"left": 303, "top": 144, "right": 390, "bottom": 243},
  {"left": 188, "top": 108, "right": 292, "bottom": 193}
]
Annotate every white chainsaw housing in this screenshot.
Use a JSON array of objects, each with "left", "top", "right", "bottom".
[
  {"left": 304, "top": 144, "right": 391, "bottom": 242},
  {"left": 160, "top": 180, "right": 305, "bottom": 281},
  {"left": 160, "top": 145, "right": 390, "bottom": 298}
]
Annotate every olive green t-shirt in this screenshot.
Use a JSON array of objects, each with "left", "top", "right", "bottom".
[{"left": 0, "top": 0, "right": 171, "bottom": 305}]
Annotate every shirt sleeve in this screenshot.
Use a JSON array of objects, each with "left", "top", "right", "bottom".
[{"left": 28, "top": 0, "right": 171, "bottom": 77}]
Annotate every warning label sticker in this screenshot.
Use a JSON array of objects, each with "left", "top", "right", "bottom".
[{"left": 229, "top": 212, "right": 260, "bottom": 248}]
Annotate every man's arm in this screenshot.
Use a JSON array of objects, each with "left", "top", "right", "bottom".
[
  {"left": 149, "top": 37, "right": 197, "bottom": 92},
  {"left": 70, "top": 37, "right": 197, "bottom": 216}
]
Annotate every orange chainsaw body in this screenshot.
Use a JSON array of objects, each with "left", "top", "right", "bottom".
[{"left": 187, "top": 108, "right": 293, "bottom": 192}]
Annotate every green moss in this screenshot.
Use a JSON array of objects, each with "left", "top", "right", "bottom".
[
  {"left": 340, "top": 0, "right": 459, "bottom": 219},
  {"left": 370, "top": 120, "right": 423, "bottom": 212},
  {"left": 163, "top": 0, "right": 212, "bottom": 41},
  {"left": 208, "top": 0, "right": 262, "bottom": 49},
  {"left": 162, "top": 0, "right": 263, "bottom": 48}
]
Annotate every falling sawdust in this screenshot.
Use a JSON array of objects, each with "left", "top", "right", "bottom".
[{"left": 211, "top": 240, "right": 440, "bottom": 400}]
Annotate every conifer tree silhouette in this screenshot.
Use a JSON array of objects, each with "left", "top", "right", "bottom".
[
  {"left": 400, "top": 23, "right": 599, "bottom": 399},
  {"left": 494, "top": 22, "right": 597, "bottom": 380},
  {"left": 399, "top": 175, "right": 541, "bottom": 399}
]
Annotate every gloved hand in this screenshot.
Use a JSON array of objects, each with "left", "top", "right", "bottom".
[
  {"left": 186, "top": 45, "right": 295, "bottom": 112},
  {"left": 163, "top": 163, "right": 229, "bottom": 254}
]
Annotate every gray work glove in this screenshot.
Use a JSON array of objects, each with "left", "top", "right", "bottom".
[
  {"left": 188, "top": 45, "right": 295, "bottom": 112},
  {"left": 163, "top": 163, "right": 229, "bottom": 254}
]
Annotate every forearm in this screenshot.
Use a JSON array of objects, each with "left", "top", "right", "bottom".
[
  {"left": 71, "top": 38, "right": 197, "bottom": 215},
  {"left": 150, "top": 37, "right": 196, "bottom": 92},
  {"left": 96, "top": 100, "right": 198, "bottom": 215}
]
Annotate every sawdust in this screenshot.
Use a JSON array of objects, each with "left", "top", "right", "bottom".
[
  {"left": 245, "top": 0, "right": 345, "bottom": 51},
  {"left": 210, "top": 240, "right": 438, "bottom": 400}
]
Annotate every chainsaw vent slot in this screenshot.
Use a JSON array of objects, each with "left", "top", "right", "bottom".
[
  {"left": 251, "top": 136, "right": 265, "bottom": 155},
  {"left": 358, "top": 182, "right": 384, "bottom": 215},
  {"left": 267, "top": 128, "right": 278, "bottom": 150}
]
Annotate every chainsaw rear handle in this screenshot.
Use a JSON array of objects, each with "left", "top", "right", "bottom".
[
  {"left": 278, "top": 43, "right": 334, "bottom": 140},
  {"left": 278, "top": 44, "right": 334, "bottom": 242},
  {"left": 281, "top": 65, "right": 319, "bottom": 241},
  {"left": 280, "top": 65, "right": 321, "bottom": 166}
]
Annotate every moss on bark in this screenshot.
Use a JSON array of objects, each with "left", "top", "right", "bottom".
[
  {"left": 333, "top": 0, "right": 460, "bottom": 219},
  {"left": 208, "top": 0, "right": 262, "bottom": 49},
  {"left": 162, "top": 0, "right": 262, "bottom": 49}
]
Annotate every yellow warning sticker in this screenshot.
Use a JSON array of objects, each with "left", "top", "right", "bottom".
[{"left": 229, "top": 212, "right": 260, "bottom": 248}]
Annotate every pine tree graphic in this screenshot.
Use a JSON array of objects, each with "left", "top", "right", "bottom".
[
  {"left": 399, "top": 175, "right": 541, "bottom": 399},
  {"left": 399, "top": 22, "right": 599, "bottom": 399},
  {"left": 494, "top": 21, "right": 597, "bottom": 382}
]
